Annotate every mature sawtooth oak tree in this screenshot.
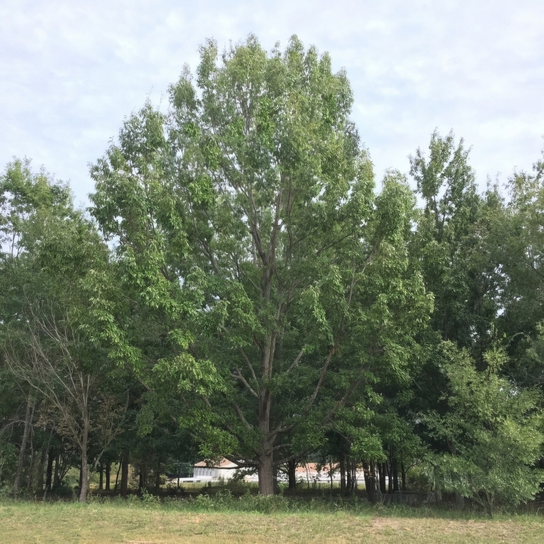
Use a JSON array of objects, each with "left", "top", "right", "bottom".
[{"left": 90, "top": 35, "right": 431, "bottom": 495}]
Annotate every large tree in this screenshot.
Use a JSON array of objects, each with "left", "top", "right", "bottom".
[{"left": 91, "top": 36, "right": 431, "bottom": 495}]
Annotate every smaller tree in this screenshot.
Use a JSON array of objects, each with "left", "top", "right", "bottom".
[
  {"left": 424, "top": 342, "right": 544, "bottom": 515},
  {"left": 1, "top": 160, "right": 128, "bottom": 502}
]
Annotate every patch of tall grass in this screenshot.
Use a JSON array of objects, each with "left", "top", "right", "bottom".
[
  {"left": 3, "top": 489, "right": 544, "bottom": 523},
  {"left": 83, "top": 489, "right": 372, "bottom": 516}
]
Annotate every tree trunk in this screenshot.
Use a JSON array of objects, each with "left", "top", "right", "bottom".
[
  {"left": 391, "top": 459, "right": 399, "bottom": 492},
  {"left": 139, "top": 460, "right": 147, "bottom": 491},
  {"left": 434, "top": 478, "right": 442, "bottom": 504},
  {"left": 105, "top": 462, "right": 111, "bottom": 491},
  {"left": 45, "top": 449, "right": 54, "bottom": 491},
  {"left": 256, "top": 303, "right": 278, "bottom": 496},
  {"left": 27, "top": 443, "right": 36, "bottom": 492},
  {"left": 79, "top": 452, "right": 89, "bottom": 503},
  {"left": 258, "top": 449, "right": 275, "bottom": 496},
  {"left": 378, "top": 463, "right": 386, "bottom": 494},
  {"left": 346, "top": 456, "right": 352, "bottom": 495},
  {"left": 36, "top": 446, "right": 47, "bottom": 494},
  {"left": 99, "top": 464, "right": 103, "bottom": 490},
  {"left": 288, "top": 459, "right": 297, "bottom": 490},
  {"left": 114, "top": 461, "right": 121, "bottom": 491},
  {"left": 340, "top": 454, "right": 346, "bottom": 495},
  {"left": 363, "top": 460, "right": 376, "bottom": 503},
  {"left": 79, "top": 418, "right": 90, "bottom": 503},
  {"left": 120, "top": 450, "right": 129, "bottom": 497},
  {"left": 258, "top": 365, "right": 275, "bottom": 496},
  {"left": 53, "top": 452, "right": 61, "bottom": 488},
  {"left": 14, "top": 395, "right": 34, "bottom": 494}
]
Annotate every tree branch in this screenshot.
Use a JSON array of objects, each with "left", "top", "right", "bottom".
[{"left": 231, "top": 366, "right": 258, "bottom": 398}]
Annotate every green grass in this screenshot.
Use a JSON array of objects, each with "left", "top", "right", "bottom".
[{"left": 1, "top": 495, "right": 544, "bottom": 543}]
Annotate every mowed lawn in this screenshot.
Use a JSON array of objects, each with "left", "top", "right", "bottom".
[{"left": 2, "top": 501, "right": 544, "bottom": 543}]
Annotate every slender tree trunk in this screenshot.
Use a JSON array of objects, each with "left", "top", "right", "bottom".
[
  {"left": 99, "top": 464, "right": 103, "bottom": 490},
  {"left": 105, "top": 462, "right": 111, "bottom": 491},
  {"left": 385, "top": 461, "right": 391, "bottom": 493},
  {"left": 114, "top": 461, "right": 121, "bottom": 492},
  {"left": 79, "top": 451, "right": 89, "bottom": 503},
  {"left": 79, "top": 418, "right": 90, "bottom": 503},
  {"left": 14, "top": 395, "right": 34, "bottom": 493},
  {"left": 378, "top": 463, "right": 386, "bottom": 494},
  {"left": 401, "top": 462, "right": 406, "bottom": 492},
  {"left": 36, "top": 445, "right": 47, "bottom": 494},
  {"left": 139, "top": 460, "right": 148, "bottom": 491},
  {"left": 434, "top": 478, "right": 442, "bottom": 504},
  {"left": 392, "top": 459, "right": 399, "bottom": 493},
  {"left": 53, "top": 452, "right": 60, "bottom": 488},
  {"left": 363, "top": 460, "right": 376, "bottom": 503},
  {"left": 120, "top": 450, "right": 129, "bottom": 497},
  {"left": 346, "top": 456, "right": 352, "bottom": 496},
  {"left": 27, "top": 437, "right": 36, "bottom": 492},
  {"left": 288, "top": 459, "right": 297, "bottom": 490},
  {"left": 340, "top": 454, "right": 346, "bottom": 495},
  {"left": 45, "top": 449, "right": 54, "bottom": 491}
]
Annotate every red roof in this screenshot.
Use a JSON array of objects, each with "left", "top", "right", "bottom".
[{"left": 295, "top": 463, "right": 337, "bottom": 474}]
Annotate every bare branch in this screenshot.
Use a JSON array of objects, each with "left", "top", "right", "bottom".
[
  {"left": 239, "top": 347, "right": 257, "bottom": 381},
  {"left": 231, "top": 401, "right": 252, "bottom": 430},
  {"left": 231, "top": 367, "right": 258, "bottom": 398},
  {"left": 286, "top": 348, "right": 305, "bottom": 374}
]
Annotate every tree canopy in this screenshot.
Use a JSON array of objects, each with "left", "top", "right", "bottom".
[{"left": 1, "top": 35, "right": 544, "bottom": 510}]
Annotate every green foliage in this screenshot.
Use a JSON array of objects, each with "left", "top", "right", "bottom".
[
  {"left": 4, "top": 35, "right": 544, "bottom": 509},
  {"left": 410, "top": 130, "right": 494, "bottom": 353},
  {"left": 89, "top": 34, "right": 431, "bottom": 495},
  {"left": 424, "top": 343, "right": 544, "bottom": 515},
  {"left": 0, "top": 159, "right": 132, "bottom": 502},
  {"left": 0, "top": 158, "right": 72, "bottom": 256}
]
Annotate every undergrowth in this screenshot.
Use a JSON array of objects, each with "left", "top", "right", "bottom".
[
  {"left": 3, "top": 490, "right": 544, "bottom": 522},
  {"left": 75, "top": 490, "right": 542, "bottom": 520}
]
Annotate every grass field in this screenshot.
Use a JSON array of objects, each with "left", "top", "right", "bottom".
[{"left": 2, "top": 497, "right": 544, "bottom": 543}]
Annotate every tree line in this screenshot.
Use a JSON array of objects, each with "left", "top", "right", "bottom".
[{"left": 1, "top": 35, "right": 544, "bottom": 513}]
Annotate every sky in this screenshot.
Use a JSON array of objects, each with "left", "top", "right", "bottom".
[{"left": 1, "top": 0, "right": 543, "bottom": 206}]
